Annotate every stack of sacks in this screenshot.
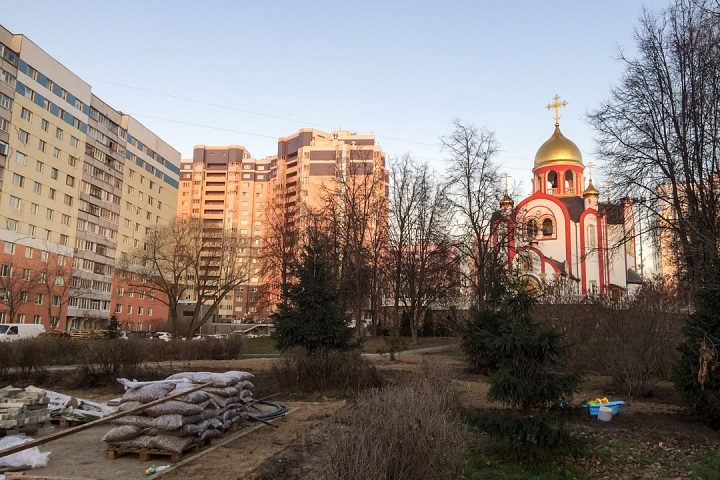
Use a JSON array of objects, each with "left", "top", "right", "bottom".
[
  {"left": 102, "top": 379, "right": 221, "bottom": 453},
  {"left": 165, "top": 371, "right": 253, "bottom": 431},
  {"left": 102, "top": 371, "right": 253, "bottom": 453}
]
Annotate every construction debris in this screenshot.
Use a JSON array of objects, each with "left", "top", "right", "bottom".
[
  {"left": 0, "top": 387, "right": 52, "bottom": 435},
  {"left": 24, "top": 386, "right": 116, "bottom": 425},
  {"left": 66, "top": 329, "right": 106, "bottom": 340}
]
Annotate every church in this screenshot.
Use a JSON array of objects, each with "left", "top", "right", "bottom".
[{"left": 497, "top": 97, "right": 642, "bottom": 297}]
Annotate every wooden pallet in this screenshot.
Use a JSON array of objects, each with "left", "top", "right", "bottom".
[
  {"left": 106, "top": 442, "right": 203, "bottom": 463},
  {"left": 50, "top": 417, "right": 84, "bottom": 428}
]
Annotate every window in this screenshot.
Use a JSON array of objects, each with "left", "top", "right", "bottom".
[
  {"left": 541, "top": 218, "right": 554, "bottom": 237},
  {"left": 9, "top": 196, "right": 20, "bottom": 209},
  {"left": 66, "top": 175, "right": 75, "bottom": 187},
  {"left": 55, "top": 127, "right": 63, "bottom": 139},
  {"left": 50, "top": 168, "right": 58, "bottom": 179},
  {"left": 0, "top": 264, "right": 10, "bottom": 276},
  {"left": 6, "top": 219, "right": 17, "bottom": 232},
  {"left": 36, "top": 294, "right": 44, "bottom": 305},
  {"left": 38, "top": 139, "right": 46, "bottom": 152},
  {"left": 12, "top": 174, "right": 24, "bottom": 187},
  {"left": 148, "top": 308, "right": 152, "bottom": 316},
  {"left": 41, "top": 251, "right": 48, "bottom": 262},
  {"left": 61, "top": 214, "right": 71, "bottom": 226},
  {"left": 30, "top": 203, "right": 38, "bottom": 215},
  {"left": 46, "top": 209, "right": 54, "bottom": 220},
  {"left": 68, "top": 155, "right": 77, "bottom": 167},
  {"left": 64, "top": 194, "right": 73, "bottom": 206},
  {"left": 38, "top": 272, "right": 46, "bottom": 283},
  {"left": 17, "top": 314, "right": 25, "bottom": 324},
  {"left": 127, "top": 305, "right": 133, "bottom": 314},
  {"left": 138, "top": 307, "right": 144, "bottom": 315},
  {"left": 33, "top": 182, "right": 42, "bottom": 194},
  {"left": 27, "top": 225, "right": 35, "bottom": 237},
  {"left": 24, "top": 246, "right": 32, "bottom": 258},
  {"left": 48, "top": 188, "right": 56, "bottom": 200},
  {"left": 115, "top": 304, "right": 122, "bottom": 313},
  {"left": 17, "top": 129, "right": 28, "bottom": 143},
  {"left": 40, "top": 119, "right": 48, "bottom": 131},
  {"left": 54, "top": 275, "right": 63, "bottom": 286},
  {"left": 33, "top": 315, "right": 41, "bottom": 324},
  {"left": 587, "top": 224, "right": 597, "bottom": 249},
  {"left": 20, "top": 107, "right": 32, "bottom": 121},
  {"left": 22, "top": 269, "right": 30, "bottom": 281},
  {"left": 70, "top": 136, "right": 78, "bottom": 148},
  {"left": 0, "top": 118, "right": 9, "bottom": 132},
  {"left": 0, "top": 92, "right": 12, "bottom": 110},
  {"left": 53, "top": 147, "right": 60, "bottom": 159},
  {"left": 20, "top": 292, "right": 28, "bottom": 303},
  {"left": 52, "top": 296, "right": 61, "bottom": 307},
  {"left": 3, "top": 243, "right": 13, "bottom": 254}
]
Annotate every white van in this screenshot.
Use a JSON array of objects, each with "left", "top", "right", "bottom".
[{"left": 0, "top": 324, "right": 46, "bottom": 342}]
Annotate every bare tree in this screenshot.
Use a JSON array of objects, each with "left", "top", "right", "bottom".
[
  {"left": 258, "top": 187, "right": 301, "bottom": 311},
  {"left": 120, "top": 218, "right": 249, "bottom": 339},
  {"left": 442, "top": 120, "right": 508, "bottom": 309},
  {"left": 588, "top": 0, "right": 720, "bottom": 285},
  {"left": 320, "top": 148, "right": 387, "bottom": 337},
  {"left": 37, "top": 245, "right": 87, "bottom": 330},
  {"left": 0, "top": 260, "right": 40, "bottom": 325}
]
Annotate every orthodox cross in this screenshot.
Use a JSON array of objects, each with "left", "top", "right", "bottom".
[
  {"left": 586, "top": 162, "right": 596, "bottom": 181},
  {"left": 604, "top": 182, "right": 612, "bottom": 203},
  {"left": 546, "top": 95, "right": 568, "bottom": 126},
  {"left": 501, "top": 173, "right": 511, "bottom": 192}
]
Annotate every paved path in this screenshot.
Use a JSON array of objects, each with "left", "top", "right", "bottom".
[{"left": 396, "top": 343, "right": 460, "bottom": 356}]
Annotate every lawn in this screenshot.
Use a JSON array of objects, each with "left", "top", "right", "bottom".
[{"left": 241, "top": 335, "right": 459, "bottom": 355}]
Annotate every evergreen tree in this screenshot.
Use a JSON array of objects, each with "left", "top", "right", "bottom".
[
  {"left": 673, "top": 261, "right": 720, "bottom": 427},
  {"left": 273, "top": 232, "right": 355, "bottom": 352},
  {"left": 470, "top": 287, "right": 583, "bottom": 461},
  {"left": 106, "top": 314, "right": 121, "bottom": 339}
]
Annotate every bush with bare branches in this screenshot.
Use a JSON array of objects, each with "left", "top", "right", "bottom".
[{"left": 324, "top": 362, "right": 467, "bottom": 480}]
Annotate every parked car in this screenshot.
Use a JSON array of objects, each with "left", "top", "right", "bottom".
[
  {"left": 128, "top": 331, "right": 157, "bottom": 340},
  {"left": 191, "top": 333, "right": 205, "bottom": 341},
  {"left": 0, "top": 324, "right": 46, "bottom": 342},
  {"left": 156, "top": 332, "right": 173, "bottom": 342},
  {"left": 117, "top": 331, "right": 129, "bottom": 340}
]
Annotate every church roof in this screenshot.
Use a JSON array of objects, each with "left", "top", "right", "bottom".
[
  {"left": 600, "top": 203, "right": 626, "bottom": 225},
  {"left": 558, "top": 196, "right": 585, "bottom": 222},
  {"left": 534, "top": 125, "right": 584, "bottom": 169},
  {"left": 627, "top": 268, "right": 642, "bottom": 284}
]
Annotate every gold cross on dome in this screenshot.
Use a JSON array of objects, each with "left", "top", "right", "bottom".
[
  {"left": 501, "top": 173, "right": 511, "bottom": 191},
  {"left": 586, "top": 162, "right": 596, "bottom": 181},
  {"left": 546, "top": 95, "right": 568, "bottom": 126}
]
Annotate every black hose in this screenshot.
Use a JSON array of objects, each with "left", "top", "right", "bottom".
[{"left": 247, "top": 400, "right": 289, "bottom": 421}]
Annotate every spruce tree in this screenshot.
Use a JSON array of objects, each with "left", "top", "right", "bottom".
[
  {"left": 273, "top": 232, "right": 355, "bottom": 352},
  {"left": 673, "top": 261, "right": 720, "bottom": 427},
  {"left": 472, "top": 287, "right": 583, "bottom": 461}
]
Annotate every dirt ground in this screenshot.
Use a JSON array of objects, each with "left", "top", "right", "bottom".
[{"left": 4, "top": 354, "right": 720, "bottom": 479}]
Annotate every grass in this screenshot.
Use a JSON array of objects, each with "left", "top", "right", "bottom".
[
  {"left": 691, "top": 450, "right": 720, "bottom": 479},
  {"left": 241, "top": 335, "right": 459, "bottom": 355},
  {"left": 463, "top": 453, "right": 592, "bottom": 480}
]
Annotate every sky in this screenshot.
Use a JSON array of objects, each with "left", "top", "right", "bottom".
[{"left": 1, "top": 0, "right": 671, "bottom": 196}]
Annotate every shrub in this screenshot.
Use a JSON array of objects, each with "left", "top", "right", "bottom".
[
  {"left": 459, "top": 306, "right": 505, "bottom": 375},
  {"left": 325, "top": 362, "right": 467, "bottom": 480},
  {"left": 272, "top": 347, "right": 381, "bottom": 393},
  {"left": 537, "top": 283, "right": 687, "bottom": 397}
]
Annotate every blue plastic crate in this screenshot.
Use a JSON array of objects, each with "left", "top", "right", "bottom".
[{"left": 585, "top": 401, "right": 625, "bottom": 416}]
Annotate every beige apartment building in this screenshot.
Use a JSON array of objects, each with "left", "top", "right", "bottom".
[
  {"left": 0, "top": 25, "right": 180, "bottom": 331},
  {"left": 181, "top": 129, "right": 388, "bottom": 321}
]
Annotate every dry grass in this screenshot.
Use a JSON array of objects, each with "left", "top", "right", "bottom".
[
  {"left": 272, "top": 347, "right": 382, "bottom": 394},
  {"left": 324, "top": 361, "right": 468, "bottom": 480}
]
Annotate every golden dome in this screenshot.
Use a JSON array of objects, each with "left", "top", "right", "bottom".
[
  {"left": 499, "top": 191, "right": 514, "bottom": 208},
  {"left": 583, "top": 179, "right": 600, "bottom": 198},
  {"left": 534, "top": 125, "right": 583, "bottom": 169}
]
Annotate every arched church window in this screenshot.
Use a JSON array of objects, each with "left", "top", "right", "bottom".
[
  {"left": 542, "top": 218, "right": 554, "bottom": 237},
  {"left": 519, "top": 257, "right": 533, "bottom": 273},
  {"left": 526, "top": 220, "right": 538, "bottom": 239},
  {"left": 565, "top": 170, "right": 574, "bottom": 193},
  {"left": 587, "top": 224, "right": 596, "bottom": 248},
  {"left": 547, "top": 171, "right": 558, "bottom": 191}
]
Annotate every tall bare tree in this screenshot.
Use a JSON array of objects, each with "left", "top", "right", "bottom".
[
  {"left": 588, "top": 0, "right": 720, "bottom": 285},
  {"left": 120, "top": 218, "right": 248, "bottom": 339},
  {"left": 442, "top": 120, "right": 507, "bottom": 309},
  {"left": 320, "top": 148, "right": 387, "bottom": 337}
]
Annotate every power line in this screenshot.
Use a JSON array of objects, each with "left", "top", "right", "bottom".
[{"left": 82, "top": 76, "right": 437, "bottom": 148}]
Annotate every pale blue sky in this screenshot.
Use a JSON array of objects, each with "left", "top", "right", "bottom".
[{"left": 2, "top": 0, "right": 669, "bottom": 194}]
